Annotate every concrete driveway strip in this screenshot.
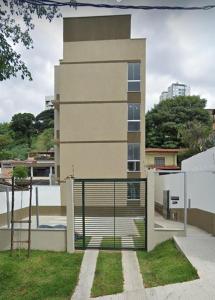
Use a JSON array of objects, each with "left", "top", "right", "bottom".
[
  {"left": 72, "top": 249, "right": 99, "bottom": 300},
  {"left": 122, "top": 251, "right": 144, "bottom": 292}
]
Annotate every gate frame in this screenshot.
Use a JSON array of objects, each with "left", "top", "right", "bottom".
[{"left": 74, "top": 178, "right": 147, "bottom": 251}]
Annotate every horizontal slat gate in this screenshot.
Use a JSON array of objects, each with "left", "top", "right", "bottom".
[{"left": 74, "top": 178, "right": 147, "bottom": 250}]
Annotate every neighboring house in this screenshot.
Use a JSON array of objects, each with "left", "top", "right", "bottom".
[
  {"left": 145, "top": 148, "right": 180, "bottom": 170},
  {"left": 54, "top": 15, "right": 146, "bottom": 203},
  {"left": 45, "top": 96, "right": 54, "bottom": 110},
  {"left": 0, "top": 151, "right": 55, "bottom": 185},
  {"left": 160, "top": 82, "right": 190, "bottom": 102},
  {"left": 205, "top": 108, "right": 215, "bottom": 131}
]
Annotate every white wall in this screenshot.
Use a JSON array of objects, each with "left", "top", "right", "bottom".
[
  {"left": 155, "top": 173, "right": 184, "bottom": 209},
  {"left": 0, "top": 185, "right": 61, "bottom": 214},
  {"left": 155, "top": 171, "right": 215, "bottom": 213},
  {"left": 182, "top": 147, "right": 215, "bottom": 172}
]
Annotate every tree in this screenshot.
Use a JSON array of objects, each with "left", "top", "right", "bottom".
[
  {"left": 35, "top": 109, "right": 54, "bottom": 133},
  {"left": 10, "top": 112, "right": 35, "bottom": 147},
  {"left": 178, "top": 121, "right": 212, "bottom": 152},
  {"left": 0, "top": 0, "right": 61, "bottom": 81},
  {"left": 146, "top": 96, "right": 212, "bottom": 148},
  {"left": 32, "top": 128, "right": 54, "bottom": 151}
]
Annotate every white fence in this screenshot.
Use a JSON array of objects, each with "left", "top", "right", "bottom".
[
  {"left": 0, "top": 185, "right": 61, "bottom": 214},
  {"left": 155, "top": 171, "right": 215, "bottom": 213}
]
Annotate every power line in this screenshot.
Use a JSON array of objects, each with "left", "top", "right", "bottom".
[{"left": 22, "top": 0, "right": 215, "bottom": 11}]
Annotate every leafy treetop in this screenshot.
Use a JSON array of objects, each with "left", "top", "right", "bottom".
[{"left": 0, "top": 0, "right": 61, "bottom": 81}]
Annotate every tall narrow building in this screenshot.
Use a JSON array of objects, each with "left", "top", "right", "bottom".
[{"left": 54, "top": 15, "right": 146, "bottom": 202}]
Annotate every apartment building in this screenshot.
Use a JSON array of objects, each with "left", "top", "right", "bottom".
[
  {"left": 160, "top": 82, "right": 190, "bottom": 101},
  {"left": 54, "top": 15, "right": 146, "bottom": 200}
]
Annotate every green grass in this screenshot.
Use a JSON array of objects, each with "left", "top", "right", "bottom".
[
  {"left": 101, "top": 237, "right": 121, "bottom": 249},
  {"left": 75, "top": 236, "right": 91, "bottom": 248},
  {"left": 133, "top": 219, "right": 145, "bottom": 249},
  {"left": 91, "top": 252, "right": 123, "bottom": 297},
  {"left": 137, "top": 239, "right": 198, "bottom": 288},
  {"left": 0, "top": 250, "right": 83, "bottom": 300}
]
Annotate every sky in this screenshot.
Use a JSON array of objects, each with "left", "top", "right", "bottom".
[{"left": 1, "top": 0, "right": 215, "bottom": 122}]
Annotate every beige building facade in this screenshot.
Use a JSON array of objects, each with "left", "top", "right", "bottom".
[{"left": 54, "top": 15, "right": 146, "bottom": 188}]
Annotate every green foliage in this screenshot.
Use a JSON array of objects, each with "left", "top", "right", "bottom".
[
  {"left": 146, "top": 96, "right": 212, "bottom": 148},
  {"left": 0, "top": 1, "right": 61, "bottom": 81},
  {"left": 10, "top": 113, "right": 35, "bottom": 147},
  {"left": 137, "top": 239, "right": 198, "bottom": 288},
  {"left": 0, "top": 250, "right": 83, "bottom": 300},
  {"left": 91, "top": 252, "right": 123, "bottom": 297},
  {"left": 178, "top": 121, "right": 212, "bottom": 152},
  {"left": 0, "top": 134, "right": 12, "bottom": 151},
  {"left": 13, "top": 166, "right": 28, "bottom": 179},
  {"left": 35, "top": 109, "right": 54, "bottom": 133},
  {"left": 31, "top": 128, "right": 54, "bottom": 151}
]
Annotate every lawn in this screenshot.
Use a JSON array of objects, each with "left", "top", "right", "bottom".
[
  {"left": 0, "top": 250, "right": 83, "bottom": 300},
  {"left": 101, "top": 236, "right": 121, "bottom": 249},
  {"left": 75, "top": 236, "right": 91, "bottom": 248},
  {"left": 137, "top": 239, "right": 198, "bottom": 288},
  {"left": 133, "top": 219, "right": 145, "bottom": 249},
  {"left": 91, "top": 252, "right": 123, "bottom": 297}
]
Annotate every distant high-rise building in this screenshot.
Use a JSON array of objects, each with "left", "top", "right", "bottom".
[
  {"left": 159, "top": 91, "right": 168, "bottom": 101},
  {"left": 45, "top": 96, "right": 54, "bottom": 110},
  {"left": 160, "top": 83, "right": 190, "bottom": 102}
]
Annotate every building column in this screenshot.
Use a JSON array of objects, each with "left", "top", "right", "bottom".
[
  {"left": 66, "top": 176, "right": 75, "bottom": 253},
  {"left": 30, "top": 167, "right": 33, "bottom": 178}
]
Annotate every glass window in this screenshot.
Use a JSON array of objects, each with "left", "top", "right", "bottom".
[
  {"left": 128, "top": 143, "right": 140, "bottom": 161},
  {"left": 128, "top": 104, "right": 140, "bottom": 120},
  {"left": 128, "top": 122, "right": 140, "bottom": 132},
  {"left": 127, "top": 161, "right": 140, "bottom": 172},
  {"left": 128, "top": 63, "right": 140, "bottom": 80},
  {"left": 128, "top": 63, "right": 141, "bottom": 92},
  {"left": 127, "top": 182, "right": 140, "bottom": 200},
  {"left": 154, "top": 157, "right": 165, "bottom": 167},
  {"left": 128, "top": 104, "right": 140, "bottom": 132},
  {"left": 128, "top": 81, "right": 140, "bottom": 92}
]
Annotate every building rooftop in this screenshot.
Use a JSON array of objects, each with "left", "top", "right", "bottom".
[{"left": 146, "top": 148, "right": 181, "bottom": 153}]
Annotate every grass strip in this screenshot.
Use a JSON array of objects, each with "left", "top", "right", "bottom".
[
  {"left": 75, "top": 236, "right": 91, "bottom": 248},
  {"left": 137, "top": 239, "right": 198, "bottom": 288},
  {"left": 101, "top": 236, "right": 121, "bottom": 249},
  {"left": 133, "top": 219, "right": 145, "bottom": 248},
  {"left": 91, "top": 251, "right": 123, "bottom": 297},
  {"left": 0, "top": 250, "right": 83, "bottom": 300}
]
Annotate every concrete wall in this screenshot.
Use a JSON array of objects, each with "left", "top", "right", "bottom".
[
  {"left": 182, "top": 147, "right": 215, "bottom": 171},
  {"left": 0, "top": 185, "right": 61, "bottom": 214},
  {"left": 155, "top": 170, "right": 215, "bottom": 235},
  {"left": 0, "top": 228, "right": 66, "bottom": 251},
  {"left": 147, "top": 171, "right": 185, "bottom": 251}
]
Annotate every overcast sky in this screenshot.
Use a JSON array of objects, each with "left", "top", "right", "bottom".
[{"left": 1, "top": 0, "right": 215, "bottom": 122}]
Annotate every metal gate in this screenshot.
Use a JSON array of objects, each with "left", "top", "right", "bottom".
[{"left": 74, "top": 178, "right": 147, "bottom": 250}]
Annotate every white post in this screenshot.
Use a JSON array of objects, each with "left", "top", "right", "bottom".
[
  {"left": 31, "top": 167, "right": 33, "bottom": 178},
  {"left": 147, "top": 170, "right": 155, "bottom": 251},
  {"left": 49, "top": 167, "right": 52, "bottom": 185},
  {"left": 184, "top": 172, "right": 187, "bottom": 236},
  {"left": 66, "top": 177, "right": 75, "bottom": 253}
]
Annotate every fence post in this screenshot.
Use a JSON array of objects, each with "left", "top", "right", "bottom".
[
  {"left": 66, "top": 176, "right": 75, "bottom": 253},
  {"left": 35, "top": 187, "right": 39, "bottom": 228},
  {"left": 6, "top": 187, "right": 10, "bottom": 228}
]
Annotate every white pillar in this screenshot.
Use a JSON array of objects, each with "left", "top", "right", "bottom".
[
  {"left": 66, "top": 177, "right": 75, "bottom": 253},
  {"left": 31, "top": 167, "right": 33, "bottom": 178}
]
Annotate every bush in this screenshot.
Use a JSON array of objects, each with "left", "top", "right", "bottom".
[{"left": 13, "top": 166, "right": 28, "bottom": 179}]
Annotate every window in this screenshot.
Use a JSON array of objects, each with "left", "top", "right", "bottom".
[
  {"left": 128, "top": 104, "right": 140, "bottom": 132},
  {"left": 127, "top": 182, "right": 140, "bottom": 200},
  {"left": 154, "top": 157, "right": 165, "bottom": 167},
  {"left": 128, "top": 143, "right": 140, "bottom": 171},
  {"left": 128, "top": 63, "right": 140, "bottom": 92}
]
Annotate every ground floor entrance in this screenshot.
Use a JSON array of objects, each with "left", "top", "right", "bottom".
[{"left": 74, "top": 178, "right": 147, "bottom": 250}]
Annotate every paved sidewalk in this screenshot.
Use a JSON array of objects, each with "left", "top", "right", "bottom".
[{"left": 72, "top": 250, "right": 99, "bottom": 300}]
